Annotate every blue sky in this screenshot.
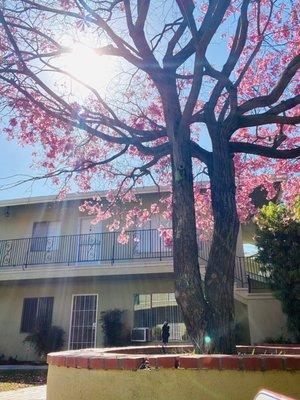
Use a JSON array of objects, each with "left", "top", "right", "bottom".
[
  {"left": 0, "top": 5, "right": 234, "bottom": 202},
  {"left": 0, "top": 135, "right": 59, "bottom": 200}
]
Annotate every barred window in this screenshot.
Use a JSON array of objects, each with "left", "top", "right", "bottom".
[
  {"left": 20, "top": 297, "right": 54, "bottom": 333},
  {"left": 133, "top": 293, "right": 186, "bottom": 341}
]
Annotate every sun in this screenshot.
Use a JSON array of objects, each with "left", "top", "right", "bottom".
[{"left": 57, "top": 42, "right": 117, "bottom": 97}]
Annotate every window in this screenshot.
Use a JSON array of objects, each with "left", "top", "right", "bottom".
[
  {"left": 20, "top": 297, "right": 54, "bottom": 333},
  {"left": 133, "top": 293, "right": 186, "bottom": 341},
  {"left": 30, "top": 221, "right": 61, "bottom": 252}
]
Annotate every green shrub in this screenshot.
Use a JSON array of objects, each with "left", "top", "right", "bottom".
[
  {"left": 100, "top": 309, "right": 130, "bottom": 346},
  {"left": 235, "top": 322, "right": 249, "bottom": 345},
  {"left": 264, "top": 335, "right": 293, "bottom": 345},
  {"left": 23, "top": 325, "right": 65, "bottom": 359},
  {"left": 152, "top": 326, "right": 162, "bottom": 341},
  {"left": 255, "top": 200, "right": 300, "bottom": 341}
]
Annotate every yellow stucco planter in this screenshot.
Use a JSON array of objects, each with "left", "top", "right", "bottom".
[{"left": 47, "top": 346, "right": 300, "bottom": 400}]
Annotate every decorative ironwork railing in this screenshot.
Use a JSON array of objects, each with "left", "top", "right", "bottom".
[
  {"left": 0, "top": 229, "right": 268, "bottom": 291},
  {"left": 0, "top": 229, "right": 211, "bottom": 268}
]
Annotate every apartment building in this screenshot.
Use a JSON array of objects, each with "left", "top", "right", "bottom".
[{"left": 0, "top": 187, "right": 287, "bottom": 360}]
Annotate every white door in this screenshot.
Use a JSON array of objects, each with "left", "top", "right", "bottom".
[
  {"left": 68, "top": 294, "right": 98, "bottom": 350},
  {"left": 134, "top": 220, "right": 151, "bottom": 255},
  {"left": 78, "top": 218, "right": 102, "bottom": 262},
  {"left": 150, "top": 214, "right": 171, "bottom": 254},
  {"left": 134, "top": 215, "right": 171, "bottom": 255},
  {"left": 46, "top": 221, "right": 61, "bottom": 251}
]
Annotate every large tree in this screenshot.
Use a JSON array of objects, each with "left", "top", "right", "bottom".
[{"left": 0, "top": 0, "right": 299, "bottom": 353}]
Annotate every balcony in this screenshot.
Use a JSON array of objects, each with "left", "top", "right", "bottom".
[
  {"left": 0, "top": 229, "right": 208, "bottom": 267},
  {"left": 0, "top": 229, "right": 267, "bottom": 290}
]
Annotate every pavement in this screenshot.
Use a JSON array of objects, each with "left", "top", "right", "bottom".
[{"left": 0, "top": 385, "right": 46, "bottom": 400}]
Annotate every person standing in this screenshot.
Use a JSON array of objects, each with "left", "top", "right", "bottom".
[{"left": 161, "top": 321, "right": 170, "bottom": 346}]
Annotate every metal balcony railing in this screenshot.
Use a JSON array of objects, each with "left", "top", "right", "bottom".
[
  {"left": 236, "top": 256, "right": 270, "bottom": 292},
  {"left": 0, "top": 229, "right": 211, "bottom": 268},
  {"left": 0, "top": 229, "right": 269, "bottom": 292}
]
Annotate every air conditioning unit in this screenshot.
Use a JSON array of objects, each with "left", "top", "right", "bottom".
[{"left": 131, "top": 327, "right": 151, "bottom": 342}]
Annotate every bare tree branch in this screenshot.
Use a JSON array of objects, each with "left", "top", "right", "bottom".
[
  {"left": 165, "top": 0, "right": 230, "bottom": 70},
  {"left": 238, "top": 95, "right": 300, "bottom": 127},
  {"left": 239, "top": 54, "right": 300, "bottom": 114},
  {"left": 230, "top": 142, "right": 300, "bottom": 159}
]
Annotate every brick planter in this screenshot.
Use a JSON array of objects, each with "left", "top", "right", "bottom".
[
  {"left": 47, "top": 345, "right": 300, "bottom": 400},
  {"left": 48, "top": 344, "right": 300, "bottom": 371},
  {"left": 237, "top": 345, "right": 300, "bottom": 355}
]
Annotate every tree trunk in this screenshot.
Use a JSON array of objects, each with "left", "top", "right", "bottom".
[
  {"left": 159, "top": 78, "right": 239, "bottom": 353},
  {"left": 171, "top": 136, "right": 209, "bottom": 350},
  {"left": 204, "top": 135, "right": 240, "bottom": 353},
  {"left": 171, "top": 131, "right": 239, "bottom": 353}
]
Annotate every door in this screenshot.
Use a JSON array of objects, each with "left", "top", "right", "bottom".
[
  {"left": 46, "top": 221, "right": 61, "bottom": 251},
  {"left": 43, "top": 221, "right": 61, "bottom": 263},
  {"left": 134, "top": 215, "right": 171, "bottom": 256},
  {"left": 78, "top": 217, "right": 102, "bottom": 262},
  {"left": 68, "top": 294, "right": 98, "bottom": 350}
]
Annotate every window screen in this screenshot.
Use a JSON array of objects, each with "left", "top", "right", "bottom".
[
  {"left": 30, "top": 221, "right": 61, "bottom": 252},
  {"left": 20, "top": 298, "right": 38, "bottom": 333},
  {"left": 20, "top": 297, "right": 54, "bottom": 333},
  {"left": 31, "top": 222, "right": 49, "bottom": 251}
]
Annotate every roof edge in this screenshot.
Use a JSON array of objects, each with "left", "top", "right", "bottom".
[{"left": 0, "top": 185, "right": 171, "bottom": 208}]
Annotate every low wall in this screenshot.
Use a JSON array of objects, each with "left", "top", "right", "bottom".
[
  {"left": 235, "top": 291, "right": 288, "bottom": 345},
  {"left": 47, "top": 346, "right": 300, "bottom": 400},
  {"left": 237, "top": 345, "right": 300, "bottom": 355}
]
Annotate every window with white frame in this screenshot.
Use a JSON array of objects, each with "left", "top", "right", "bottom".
[{"left": 30, "top": 221, "right": 61, "bottom": 251}]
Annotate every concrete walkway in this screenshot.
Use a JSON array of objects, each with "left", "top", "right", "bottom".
[{"left": 0, "top": 385, "right": 46, "bottom": 400}]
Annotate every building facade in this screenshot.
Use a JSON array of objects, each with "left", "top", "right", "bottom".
[{"left": 0, "top": 188, "right": 288, "bottom": 361}]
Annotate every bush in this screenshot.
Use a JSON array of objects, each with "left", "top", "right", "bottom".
[
  {"left": 152, "top": 326, "right": 162, "bottom": 341},
  {"left": 255, "top": 200, "right": 300, "bottom": 341},
  {"left": 23, "top": 325, "right": 65, "bottom": 359},
  {"left": 100, "top": 309, "right": 130, "bottom": 346},
  {"left": 181, "top": 330, "right": 189, "bottom": 341},
  {"left": 264, "top": 335, "right": 294, "bottom": 345},
  {"left": 235, "top": 322, "right": 249, "bottom": 345}
]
